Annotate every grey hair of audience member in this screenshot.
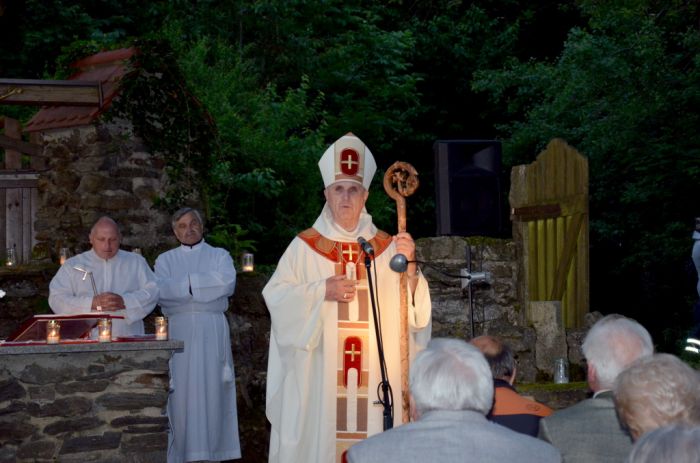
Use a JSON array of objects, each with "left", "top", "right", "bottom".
[
  {"left": 409, "top": 338, "right": 493, "bottom": 418},
  {"left": 581, "top": 314, "right": 654, "bottom": 389},
  {"left": 613, "top": 353, "right": 700, "bottom": 440},
  {"left": 627, "top": 424, "right": 700, "bottom": 463},
  {"left": 171, "top": 207, "right": 205, "bottom": 229}
]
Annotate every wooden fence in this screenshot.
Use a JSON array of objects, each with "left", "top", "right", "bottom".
[
  {"left": 510, "top": 138, "right": 589, "bottom": 328},
  {"left": 1, "top": 117, "right": 42, "bottom": 265}
]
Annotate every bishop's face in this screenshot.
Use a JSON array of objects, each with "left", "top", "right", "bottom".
[
  {"left": 324, "top": 181, "right": 369, "bottom": 231},
  {"left": 173, "top": 212, "right": 203, "bottom": 245}
]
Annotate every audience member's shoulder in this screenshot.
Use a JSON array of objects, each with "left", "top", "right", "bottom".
[
  {"left": 494, "top": 386, "right": 553, "bottom": 417},
  {"left": 545, "top": 396, "right": 603, "bottom": 421},
  {"left": 494, "top": 421, "right": 561, "bottom": 462}
]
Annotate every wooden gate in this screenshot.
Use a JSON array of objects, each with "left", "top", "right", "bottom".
[
  {"left": 1, "top": 117, "right": 42, "bottom": 265},
  {"left": 510, "top": 139, "right": 589, "bottom": 328}
]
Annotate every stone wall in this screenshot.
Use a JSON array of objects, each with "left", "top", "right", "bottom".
[
  {"left": 32, "top": 122, "right": 179, "bottom": 262},
  {"left": 418, "top": 235, "right": 542, "bottom": 381},
  {"left": 0, "top": 343, "right": 180, "bottom": 463}
]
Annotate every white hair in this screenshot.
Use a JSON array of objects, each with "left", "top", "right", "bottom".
[
  {"left": 582, "top": 314, "right": 654, "bottom": 389},
  {"left": 409, "top": 338, "right": 493, "bottom": 416},
  {"left": 614, "top": 353, "right": 700, "bottom": 440},
  {"left": 627, "top": 424, "right": 700, "bottom": 463}
]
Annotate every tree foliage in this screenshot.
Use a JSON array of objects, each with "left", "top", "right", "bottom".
[
  {"left": 1, "top": 0, "right": 698, "bottom": 348},
  {"left": 473, "top": 0, "right": 700, "bottom": 347}
]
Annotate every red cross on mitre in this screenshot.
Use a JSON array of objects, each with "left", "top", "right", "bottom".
[
  {"left": 319, "top": 133, "right": 376, "bottom": 189},
  {"left": 339, "top": 148, "right": 361, "bottom": 176}
]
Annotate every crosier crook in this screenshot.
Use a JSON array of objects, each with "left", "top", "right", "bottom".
[{"left": 383, "top": 161, "right": 419, "bottom": 424}]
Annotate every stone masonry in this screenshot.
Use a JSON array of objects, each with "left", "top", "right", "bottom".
[
  {"left": 0, "top": 343, "right": 179, "bottom": 463},
  {"left": 31, "top": 121, "right": 179, "bottom": 262}
]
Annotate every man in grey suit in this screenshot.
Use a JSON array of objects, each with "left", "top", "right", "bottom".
[
  {"left": 538, "top": 314, "right": 654, "bottom": 462},
  {"left": 346, "top": 338, "right": 561, "bottom": 463}
]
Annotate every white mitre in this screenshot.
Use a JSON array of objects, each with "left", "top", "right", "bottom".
[{"left": 318, "top": 132, "right": 377, "bottom": 189}]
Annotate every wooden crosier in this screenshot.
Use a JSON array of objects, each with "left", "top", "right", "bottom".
[{"left": 383, "top": 161, "right": 419, "bottom": 423}]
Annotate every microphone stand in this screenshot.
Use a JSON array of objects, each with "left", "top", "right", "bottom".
[{"left": 365, "top": 252, "right": 393, "bottom": 430}]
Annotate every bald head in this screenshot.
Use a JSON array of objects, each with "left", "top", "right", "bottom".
[
  {"left": 89, "top": 216, "right": 121, "bottom": 260},
  {"left": 471, "top": 335, "right": 501, "bottom": 356},
  {"left": 471, "top": 335, "right": 515, "bottom": 382}
]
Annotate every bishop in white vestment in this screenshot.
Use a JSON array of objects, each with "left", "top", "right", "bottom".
[{"left": 263, "top": 133, "right": 432, "bottom": 463}]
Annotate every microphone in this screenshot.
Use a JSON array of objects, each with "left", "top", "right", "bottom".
[{"left": 357, "top": 236, "right": 374, "bottom": 255}]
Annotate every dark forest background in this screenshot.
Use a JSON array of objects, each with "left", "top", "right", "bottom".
[{"left": 1, "top": 0, "right": 699, "bottom": 353}]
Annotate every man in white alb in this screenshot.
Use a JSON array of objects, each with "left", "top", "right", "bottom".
[
  {"left": 155, "top": 207, "right": 241, "bottom": 463},
  {"left": 263, "top": 132, "right": 432, "bottom": 463},
  {"left": 48, "top": 216, "right": 158, "bottom": 337}
]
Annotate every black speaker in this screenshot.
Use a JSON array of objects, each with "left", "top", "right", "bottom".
[{"left": 434, "top": 140, "right": 503, "bottom": 236}]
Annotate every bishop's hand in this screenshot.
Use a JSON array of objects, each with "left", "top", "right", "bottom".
[{"left": 325, "top": 275, "right": 357, "bottom": 302}]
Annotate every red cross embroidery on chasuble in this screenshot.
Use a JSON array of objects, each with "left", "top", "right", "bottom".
[
  {"left": 340, "top": 148, "right": 360, "bottom": 176},
  {"left": 343, "top": 336, "right": 362, "bottom": 386}
]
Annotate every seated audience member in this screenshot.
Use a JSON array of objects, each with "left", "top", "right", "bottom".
[
  {"left": 613, "top": 353, "right": 700, "bottom": 441},
  {"left": 627, "top": 424, "right": 700, "bottom": 463},
  {"left": 538, "top": 314, "right": 654, "bottom": 462},
  {"left": 471, "top": 335, "right": 552, "bottom": 436},
  {"left": 49, "top": 216, "right": 158, "bottom": 337},
  {"left": 347, "top": 338, "right": 561, "bottom": 463}
]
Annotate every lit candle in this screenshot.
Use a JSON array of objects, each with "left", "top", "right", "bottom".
[
  {"left": 46, "top": 320, "right": 61, "bottom": 344},
  {"left": 59, "top": 247, "right": 69, "bottom": 265},
  {"left": 155, "top": 316, "right": 168, "bottom": 340},
  {"left": 98, "top": 318, "right": 112, "bottom": 343},
  {"left": 241, "top": 252, "right": 254, "bottom": 272},
  {"left": 5, "top": 247, "right": 16, "bottom": 267}
]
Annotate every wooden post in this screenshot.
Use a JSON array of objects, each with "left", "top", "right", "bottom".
[
  {"left": 3, "top": 117, "right": 21, "bottom": 169},
  {"left": 383, "top": 161, "right": 419, "bottom": 424}
]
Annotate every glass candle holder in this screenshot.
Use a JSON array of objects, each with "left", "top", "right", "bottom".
[
  {"left": 46, "top": 320, "right": 61, "bottom": 344},
  {"left": 5, "top": 247, "right": 17, "bottom": 267},
  {"left": 59, "top": 247, "right": 70, "bottom": 265},
  {"left": 241, "top": 252, "right": 254, "bottom": 272},
  {"left": 155, "top": 316, "right": 168, "bottom": 340},
  {"left": 98, "top": 318, "right": 112, "bottom": 343},
  {"left": 553, "top": 357, "right": 569, "bottom": 384}
]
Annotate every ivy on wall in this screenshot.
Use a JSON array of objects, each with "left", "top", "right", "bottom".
[{"left": 110, "top": 39, "right": 219, "bottom": 215}]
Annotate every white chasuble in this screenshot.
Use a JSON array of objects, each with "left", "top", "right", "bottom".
[{"left": 263, "top": 209, "right": 432, "bottom": 463}]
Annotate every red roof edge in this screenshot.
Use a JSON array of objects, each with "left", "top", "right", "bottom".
[{"left": 71, "top": 47, "right": 139, "bottom": 69}]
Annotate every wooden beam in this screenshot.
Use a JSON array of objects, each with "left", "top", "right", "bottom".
[
  {"left": 0, "top": 134, "right": 41, "bottom": 157},
  {"left": 0, "top": 178, "right": 39, "bottom": 188},
  {"left": 0, "top": 79, "right": 103, "bottom": 106},
  {"left": 550, "top": 213, "right": 585, "bottom": 300},
  {"left": 3, "top": 117, "right": 21, "bottom": 169},
  {"left": 511, "top": 203, "right": 561, "bottom": 222}
]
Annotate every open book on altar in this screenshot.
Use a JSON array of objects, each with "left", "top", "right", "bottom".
[{"left": 3, "top": 313, "right": 125, "bottom": 343}]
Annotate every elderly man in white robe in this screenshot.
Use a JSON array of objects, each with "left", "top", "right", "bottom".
[
  {"left": 49, "top": 216, "right": 158, "bottom": 337},
  {"left": 155, "top": 207, "right": 241, "bottom": 463},
  {"left": 263, "top": 132, "right": 432, "bottom": 463}
]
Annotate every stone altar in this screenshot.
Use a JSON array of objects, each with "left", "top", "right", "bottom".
[{"left": 0, "top": 340, "right": 183, "bottom": 462}]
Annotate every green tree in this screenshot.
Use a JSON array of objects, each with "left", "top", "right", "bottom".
[{"left": 473, "top": 0, "right": 700, "bottom": 349}]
